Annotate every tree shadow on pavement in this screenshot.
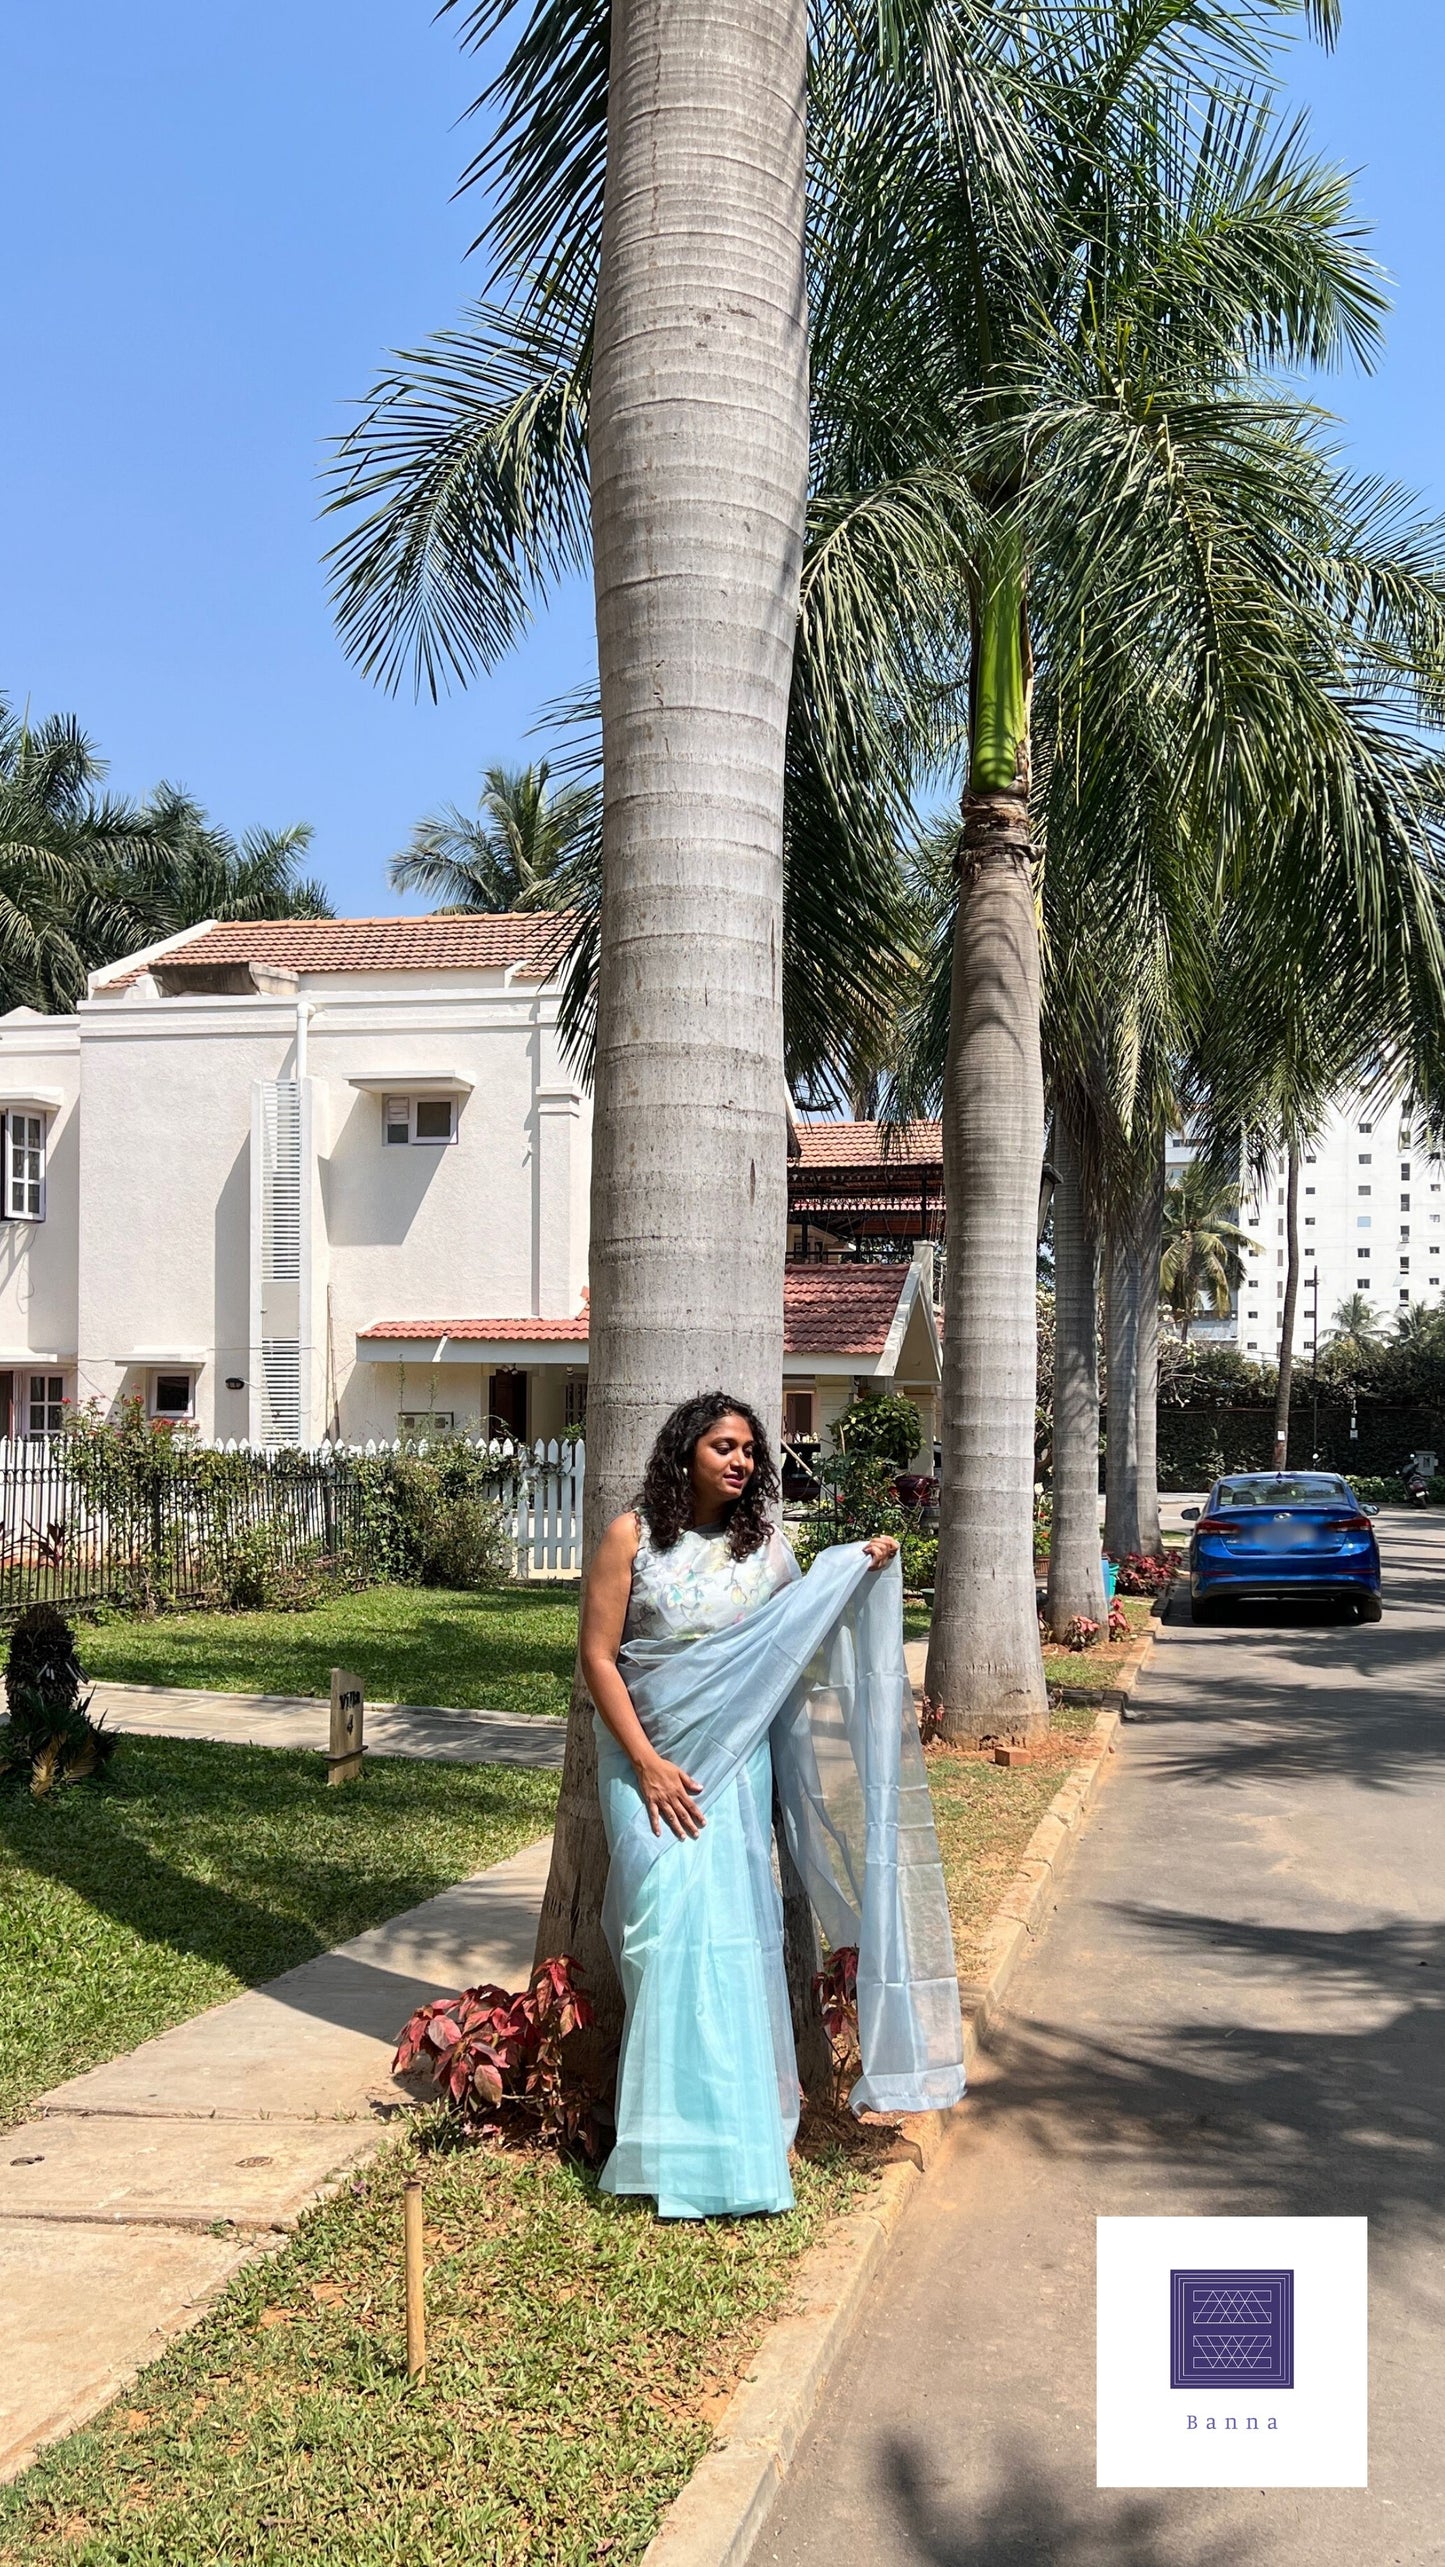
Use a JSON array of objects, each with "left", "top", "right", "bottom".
[
  {"left": 879, "top": 2437, "right": 1259, "bottom": 2567},
  {"left": 985, "top": 1905, "right": 1444, "bottom": 2241}
]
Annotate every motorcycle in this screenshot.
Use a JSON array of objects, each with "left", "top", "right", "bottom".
[{"left": 1400, "top": 1462, "right": 1431, "bottom": 1509}]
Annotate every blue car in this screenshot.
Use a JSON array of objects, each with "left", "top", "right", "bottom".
[{"left": 1182, "top": 1472, "right": 1383, "bottom": 1625}]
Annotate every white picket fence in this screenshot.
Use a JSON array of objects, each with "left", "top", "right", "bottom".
[{"left": 0, "top": 1430, "right": 586, "bottom": 1586}]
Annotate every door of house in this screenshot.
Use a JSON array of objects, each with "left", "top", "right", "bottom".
[{"left": 489, "top": 1368, "right": 529, "bottom": 1442}]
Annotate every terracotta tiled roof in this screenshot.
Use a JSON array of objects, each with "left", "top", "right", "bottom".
[
  {"left": 358, "top": 1315, "right": 590, "bottom": 1344},
  {"left": 360, "top": 1268, "right": 914, "bottom": 1360},
  {"left": 794, "top": 1120, "right": 942, "bottom": 1169},
  {"left": 783, "top": 1264, "right": 912, "bottom": 1353},
  {"left": 95, "top": 913, "right": 576, "bottom": 991}
]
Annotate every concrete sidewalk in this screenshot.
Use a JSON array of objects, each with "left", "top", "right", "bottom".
[
  {"left": 0, "top": 1832, "right": 552, "bottom": 2481},
  {"left": 89, "top": 1678, "right": 566, "bottom": 1768}
]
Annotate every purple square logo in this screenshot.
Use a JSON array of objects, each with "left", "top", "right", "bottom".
[{"left": 1171, "top": 2269, "right": 1294, "bottom": 2390}]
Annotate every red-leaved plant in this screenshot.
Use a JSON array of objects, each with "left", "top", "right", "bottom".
[
  {"left": 917, "top": 1695, "right": 946, "bottom": 1746},
  {"left": 812, "top": 1944, "right": 860, "bottom": 2109},
  {"left": 393, "top": 1956, "right": 598, "bottom": 2154},
  {"left": 1062, "top": 1614, "right": 1102, "bottom": 1651},
  {"left": 1107, "top": 1597, "right": 1130, "bottom": 1640},
  {"left": 1113, "top": 1551, "right": 1174, "bottom": 1596}
]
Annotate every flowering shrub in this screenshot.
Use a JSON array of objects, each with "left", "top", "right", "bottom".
[
  {"left": 393, "top": 1956, "right": 597, "bottom": 2153},
  {"left": 1113, "top": 1551, "right": 1174, "bottom": 1596},
  {"left": 811, "top": 1944, "right": 860, "bottom": 2108}
]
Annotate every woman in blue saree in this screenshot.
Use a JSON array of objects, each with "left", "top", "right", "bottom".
[{"left": 581, "top": 1392, "right": 966, "bottom": 2220}]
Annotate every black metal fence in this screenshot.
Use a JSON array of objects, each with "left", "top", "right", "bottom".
[{"left": 0, "top": 1441, "right": 374, "bottom": 1615}]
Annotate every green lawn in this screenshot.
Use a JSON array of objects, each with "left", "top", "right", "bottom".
[
  {"left": 0, "top": 1737, "right": 557, "bottom": 2129},
  {"left": 0, "top": 2131, "right": 869, "bottom": 2567},
  {"left": 78, "top": 1583, "right": 580, "bottom": 1719}
]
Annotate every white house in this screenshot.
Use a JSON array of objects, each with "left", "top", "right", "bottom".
[{"left": 0, "top": 916, "right": 941, "bottom": 1450}]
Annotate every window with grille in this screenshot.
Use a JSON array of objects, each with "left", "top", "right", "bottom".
[
  {"left": 152, "top": 1373, "right": 193, "bottom": 1419},
  {"left": 6, "top": 1113, "right": 45, "bottom": 1220},
  {"left": 383, "top": 1095, "right": 456, "bottom": 1145},
  {"left": 26, "top": 1373, "right": 65, "bottom": 1437}
]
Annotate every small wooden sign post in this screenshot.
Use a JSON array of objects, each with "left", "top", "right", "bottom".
[{"left": 328, "top": 1667, "right": 365, "bottom": 1786}]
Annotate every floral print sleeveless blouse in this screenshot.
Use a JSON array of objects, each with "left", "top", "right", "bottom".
[{"left": 624, "top": 1518, "right": 798, "bottom": 1646}]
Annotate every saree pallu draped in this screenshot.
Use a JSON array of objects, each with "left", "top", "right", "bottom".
[{"left": 596, "top": 1544, "right": 965, "bottom": 2219}]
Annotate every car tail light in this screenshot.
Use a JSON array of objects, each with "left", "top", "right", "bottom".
[
  {"left": 1194, "top": 1516, "right": 1231, "bottom": 1534},
  {"left": 1324, "top": 1513, "right": 1371, "bottom": 1533}
]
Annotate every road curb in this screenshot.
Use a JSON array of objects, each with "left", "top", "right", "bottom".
[{"left": 640, "top": 1620, "right": 1166, "bottom": 2567}]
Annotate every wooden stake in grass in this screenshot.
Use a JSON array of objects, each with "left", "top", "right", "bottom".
[
  {"left": 328, "top": 1666, "right": 365, "bottom": 1787},
  {"left": 403, "top": 2172, "right": 426, "bottom": 2381}
]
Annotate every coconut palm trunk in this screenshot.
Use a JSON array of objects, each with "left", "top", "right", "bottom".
[
  {"left": 1103, "top": 1223, "right": 1142, "bottom": 1557},
  {"left": 1272, "top": 1142, "right": 1301, "bottom": 1466},
  {"left": 1133, "top": 1149, "right": 1164, "bottom": 1554},
  {"left": 532, "top": 0, "right": 810, "bottom": 2056},
  {"left": 1045, "top": 1097, "right": 1106, "bottom": 1634},
  {"left": 925, "top": 556, "right": 1049, "bottom": 1744}
]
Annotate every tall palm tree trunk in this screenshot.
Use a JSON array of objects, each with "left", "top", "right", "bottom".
[
  {"left": 1133, "top": 1149, "right": 1164, "bottom": 1554},
  {"left": 533, "top": 0, "right": 810, "bottom": 2066},
  {"left": 1272, "top": 1143, "right": 1301, "bottom": 1467},
  {"left": 925, "top": 560, "right": 1048, "bottom": 1744},
  {"left": 1045, "top": 1097, "right": 1105, "bottom": 1634},
  {"left": 1103, "top": 1222, "right": 1142, "bottom": 1557}
]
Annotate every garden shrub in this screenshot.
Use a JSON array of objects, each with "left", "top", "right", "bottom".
[
  {"left": 382, "top": 1456, "right": 514, "bottom": 1589},
  {"left": 393, "top": 1956, "right": 597, "bottom": 2153},
  {"left": 831, "top": 1391, "right": 923, "bottom": 1468},
  {"left": 2, "top": 1602, "right": 116, "bottom": 1795}
]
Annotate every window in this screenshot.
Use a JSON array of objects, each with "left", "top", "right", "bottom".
[
  {"left": 1277, "top": 1219, "right": 1285, "bottom": 1236},
  {"left": 783, "top": 1389, "right": 816, "bottom": 1440},
  {"left": 1359, "top": 1185, "right": 1372, "bottom": 1196},
  {"left": 5, "top": 1113, "right": 45, "bottom": 1221},
  {"left": 1402, "top": 1194, "right": 1411, "bottom": 1211},
  {"left": 25, "top": 1373, "right": 65, "bottom": 1438},
  {"left": 1400, "top": 1258, "right": 1410, "bottom": 1274},
  {"left": 1305, "top": 1186, "right": 1316, "bottom": 1196},
  {"left": 1246, "top": 1340, "right": 1258, "bottom": 1350},
  {"left": 1357, "top": 1216, "right": 1372, "bottom": 1229},
  {"left": 152, "top": 1373, "right": 193, "bottom": 1420},
  {"left": 383, "top": 1095, "right": 457, "bottom": 1146},
  {"left": 1401, "top": 1289, "right": 1411, "bottom": 1303},
  {"left": 1359, "top": 1121, "right": 1373, "bottom": 1133},
  {"left": 1358, "top": 1153, "right": 1373, "bottom": 1165},
  {"left": 564, "top": 1377, "right": 588, "bottom": 1433},
  {"left": 1402, "top": 1225, "right": 1411, "bottom": 1242},
  {"left": 1304, "top": 1216, "right": 1316, "bottom": 1227}
]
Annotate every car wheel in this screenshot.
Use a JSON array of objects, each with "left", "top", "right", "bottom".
[
  {"left": 1190, "top": 1596, "right": 1217, "bottom": 1626},
  {"left": 1355, "top": 1594, "right": 1383, "bottom": 1625}
]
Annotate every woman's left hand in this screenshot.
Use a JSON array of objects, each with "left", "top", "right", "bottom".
[{"left": 863, "top": 1535, "right": 899, "bottom": 1570}]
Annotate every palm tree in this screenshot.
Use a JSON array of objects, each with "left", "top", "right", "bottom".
[
  {"left": 0, "top": 705, "right": 171, "bottom": 1013},
  {"left": 1161, "top": 1165, "right": 1258, "bottom": 1343},
  {"left": 391, "top": 761, "right": 598, "bottom": 911},
  {"left": 116, "top": 789, "right": 332, "bottom": 931},
  {"left": 1327, "top": 1292, "right": 1386, "bottom": 1368}
]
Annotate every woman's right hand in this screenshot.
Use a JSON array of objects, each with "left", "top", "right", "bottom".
[{"left": 635, "top": 1751, "right": 706, "bottom": 1839}]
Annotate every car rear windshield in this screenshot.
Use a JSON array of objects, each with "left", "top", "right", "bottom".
[{"left": 1214, "top": 1477, "right": 1351, "bottom": 1508}]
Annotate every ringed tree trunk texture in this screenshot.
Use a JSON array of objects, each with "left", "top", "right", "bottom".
[
  {"left": 1045, "top": 1097, "right": 1106, "bottom": 1635},
  {"left": 925, "top": 554, "right": 1049, "bottom": 1745},
  {"left": 1133, "top": 1148, "right": 1164, "bottom": 1555},
  {"left": 1103, "top": 1222, "right": 1142, "bottom": 1558},
  {"left": 1273, "top": 1143, "right": 1301, "bottom": 1467},
  {"left": 532, "top": 0, "right": 810, "bottom": 2085}
]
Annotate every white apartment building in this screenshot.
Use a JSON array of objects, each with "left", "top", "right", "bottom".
[
  {"left": 0, "top": 916, "right": 940, "bottom": 1448},
  {"left": 1236, "top": 1096, "right": 1445, "bottom": 1358}
]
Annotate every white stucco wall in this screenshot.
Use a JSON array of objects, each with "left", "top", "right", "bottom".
[
  {"left": 0, "top": 963, "right": 593, "bottom": 1445},
  {"left": 0, "top": 1013, "right": 82, "bottom": 1385}
]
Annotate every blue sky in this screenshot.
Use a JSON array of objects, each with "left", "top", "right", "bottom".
[{"left": 2, "top": 3, "right": 1439, "bottom": 915}]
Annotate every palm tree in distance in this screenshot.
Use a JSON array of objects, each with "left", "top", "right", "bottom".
[
  {"left": 1326, "top": 1292, "right": 1386, "bottom": 1367},
  {"left": 121, "top": 789, "right": 332, "bottom": 931},
  {"left": 390, "top": 761, "right": 598, "bottom": 912},
  {"left": 1160, "top": 1166, "right": 1259, "bottom": 1344}
]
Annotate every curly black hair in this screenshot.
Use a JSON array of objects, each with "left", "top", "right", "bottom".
[{"left": 636, "top": 1392, "right": 780, "bottom": 1560}]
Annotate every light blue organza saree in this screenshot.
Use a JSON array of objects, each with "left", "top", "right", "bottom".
[{"left": 595, "top": 1533, "right": 965, "bottom": 2220}]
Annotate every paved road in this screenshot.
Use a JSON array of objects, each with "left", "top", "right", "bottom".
[{"left": 764, "top": 1510, "right": 1445, "bottom": 2567}]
